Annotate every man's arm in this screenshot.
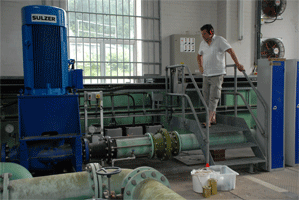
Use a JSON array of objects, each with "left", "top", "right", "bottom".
[
  {"left": 197, "top": 54, "right": 204, "bottom": 74},
  {"left": 226, "top": 48, "right": 245, "bottom": 72}
]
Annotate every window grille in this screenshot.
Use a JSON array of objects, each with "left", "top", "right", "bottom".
[{"left": 67, "top": 0, "right": 161, "bottom": 84}]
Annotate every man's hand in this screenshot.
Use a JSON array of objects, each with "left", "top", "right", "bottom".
[
  {"left": 226, "top": 48, "right": 245, "bottom": 72},
  {"left": 197, "top": 54, "right": 204, "bottom": 74},
  {"left": 236, "top": 63, "right": 245, "bottom": 72},
  {"left": 199, "top": 67, "right": 204, "bottom": 74}
]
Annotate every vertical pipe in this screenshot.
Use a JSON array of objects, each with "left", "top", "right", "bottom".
[
  {"left": 234, "top": 65, "right": 238, "bottom": 117},
  {"left": 182, "top": 66, "right": 185, "bottom": 122},
  {"left": 100, "top": 96, "right": 104, "bottom": 137},
  {"left": 84, "top": 91, "right": 88, "bottom": 134},
  {"left": 165, "top": 67, "right": 169, "bottom": 120},
  {"left": 158, "top": 0, "right": 162, "bottom": 75},
  {"left": 238, "top": 0, "right": 244, "bottom": 40},
  {"left": 127, "top": 95, "right": 130, "bottom": 114},
  {"left": 256, "top": 0, "right": 262, "bottom": 64}
]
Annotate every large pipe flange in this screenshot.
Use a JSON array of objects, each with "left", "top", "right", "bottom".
[
  {"left": 155, "top": 128, "right": 172, "bottom": 160},
  {"left": 121, "top": 166, "right": 156, "bottom": 190},
  {"left": 82, "top": 138, "right": 90, "bottom": 163},
  {"left": 170, "top": 131, "right": 181, "bottom": 156},
  {"left": 86, "top": 163, "right": 103, "bottom": 198},
  {"left": 145, "top": 133, "right": 155, "bottom": 158},
  {"left": 105, "top": 137, "right": 117, "bottom": 163},
  {"left": 122, "top": 169, "right": 170, "bottom": 200}
]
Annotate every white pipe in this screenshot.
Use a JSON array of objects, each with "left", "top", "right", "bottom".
[{"left": 238, "top": 0, "right": 244, "bottom": 40}]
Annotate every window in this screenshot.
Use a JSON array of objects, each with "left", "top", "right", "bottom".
[{"left": 67, "top": 0, "right": 161, "bottom": 84}]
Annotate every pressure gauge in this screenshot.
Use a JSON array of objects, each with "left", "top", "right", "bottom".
[
  {"left": 88, "top": 125, "right": 96, "bottom": 134},
  {"left": 5, "top": 124, "right": 14, "bottom": 133}
]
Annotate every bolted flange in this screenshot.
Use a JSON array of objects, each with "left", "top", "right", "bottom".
[
  {"left": 121, "top": 166, "right": 156, "bottom": 189},
  {"left": 123, "top": 169, "right": 170, "bottom": 200}
]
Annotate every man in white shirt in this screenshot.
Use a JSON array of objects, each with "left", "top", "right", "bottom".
[{"left": 197, "top": 24, "right": 245, "bottom": 127}]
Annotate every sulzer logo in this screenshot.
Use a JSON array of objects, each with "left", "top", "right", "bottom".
[{"left": 31, "top": 14, "right": 57, "bottom": 23}]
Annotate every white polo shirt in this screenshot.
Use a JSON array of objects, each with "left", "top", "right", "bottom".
[{"left": 198, "top": 35, "right": 232, "bottom": 77}]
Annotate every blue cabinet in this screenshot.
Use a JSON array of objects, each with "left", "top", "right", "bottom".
[{"left": 257, "top": 59, "right": 285, "bottom": 171}]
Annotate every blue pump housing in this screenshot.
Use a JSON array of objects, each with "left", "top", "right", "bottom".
[
  {"left": 2, "top": 5, "right": 85, "bottom": 173},
  {"left": 22, "top": 5, "right": 72, "bottom": 95}
]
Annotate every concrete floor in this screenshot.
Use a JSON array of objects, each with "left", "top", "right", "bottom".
[{"left": 115, "top": 153, "right": 299, "bottom": 200}]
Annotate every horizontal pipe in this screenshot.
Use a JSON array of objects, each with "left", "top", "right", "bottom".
[
  {"left": 8, "top": 172, "right": 94, "bottom": 200},
  {"left": 116, "top": 137, "right": 152, "bottom": 158},
  {"left": 114, "top": 132, "right": 248, "bottom": 159},
  {"left": 4, "top": 169, "right": 134, "bottom": 200},
  {"left": 134, "top": 179, "right": 186, "bottom": 200}
]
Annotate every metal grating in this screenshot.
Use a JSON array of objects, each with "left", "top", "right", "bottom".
[{"left": 32, "top": 25, "right": 62, "bottom": 89}]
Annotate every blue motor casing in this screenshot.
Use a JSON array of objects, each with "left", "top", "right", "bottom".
[
  {"left": 5, "top": 5, "right": 85, "bottom": 173},
  {"left": 21, "top": 5, "right": 69, "bottom": 95}
]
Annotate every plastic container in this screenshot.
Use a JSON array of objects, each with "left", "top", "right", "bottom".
[
  {"left": 191, "top": 168, "right": 213, "bottom": 193},
  {"left": 209, "top": 165, "right": 239, "bottom": 191}
]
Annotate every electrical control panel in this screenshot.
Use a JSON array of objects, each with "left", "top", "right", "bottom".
[{"left": 170, "top": 34, "right": 202, "bottom": 74}]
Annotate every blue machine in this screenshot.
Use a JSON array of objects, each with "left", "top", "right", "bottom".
[
  {"left": 256, "top": 59, "right": 285, "bottom": 171},
  {"left": 1, "top": 5, "right": 84, "bottom": 172}
]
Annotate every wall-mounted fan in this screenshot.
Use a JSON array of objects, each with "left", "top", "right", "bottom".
[
  {"left": 260, "top": 38, "right": 285, "bottom": 59},
  {"left": 262, "top": 0, "right": 287, "bottom": 18}
]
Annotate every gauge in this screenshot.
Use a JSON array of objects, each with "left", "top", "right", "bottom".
[
  {"left": 5, "top": 124, "right": 14, "bottom": 133},
  {"left": 88, "top": 125, "right": 96, "bottom": 134}
]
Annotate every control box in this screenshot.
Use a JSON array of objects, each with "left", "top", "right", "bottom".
[
  {"left": 86, "top": 91, "right": 103, "bottom": 101},
  {"left": 170, "top": 34, "right": 202, "bottom": 74}
]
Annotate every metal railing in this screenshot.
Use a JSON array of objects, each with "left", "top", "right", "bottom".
[
  {"left": 227, "top": 64, "right": 268, "bottom": 138},
  {"left": 165, "top": 64, "right": 269, "bottom": 165},
  {"left": 165, "top": 64, "right": 210, "bottom": 164}
]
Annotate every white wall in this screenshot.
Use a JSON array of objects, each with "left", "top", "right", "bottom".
[
  {"left": 1, "top": 0, "right": 298, "bottom": 77},
  {"left": 1, "top": 0, "right": 42, "bottom": 77},
  {"left": 261, "top": 0, "right": 299, "bottom": 60},
  {"left": 0, "top": 0, "right": 66, "bottom": 77},
  {"left": 225, "top": 0, "right": 256, "bottom": 75},
  {"left": 160, "top": 0, "right": 218, "bottom": 75}
]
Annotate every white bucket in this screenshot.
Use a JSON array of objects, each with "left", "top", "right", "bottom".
[{"left": 191, "top": 168, "right": 213, "bottom": 193}]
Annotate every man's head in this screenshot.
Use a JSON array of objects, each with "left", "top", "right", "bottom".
[{"left": 200, "top": 24, "right": 214, "bottom": 42}]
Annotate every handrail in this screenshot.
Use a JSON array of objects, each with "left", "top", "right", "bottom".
[
  {"left": 167, "top": 93, "right": 207, "bottom": 141},
  {"left": 242, "top": 70, "right": 268, "bottom": 137},
  {"left": 222, "top": 92, "right": 265, "bottom": 135},
  {"left": 168, "top": 93, "right": 209, "bottom": 164},
  {"left": 226, "top": 65, "right": 268, "bottom": 138},
  {"left": 165, "top": 64, "right": 210, "bottom": 164}
]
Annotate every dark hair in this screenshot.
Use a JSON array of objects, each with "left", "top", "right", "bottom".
[{"left": 200, "top": 24, "right": 214, "bottom": 35}]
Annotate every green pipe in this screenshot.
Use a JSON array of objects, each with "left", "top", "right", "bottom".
[
  {"left": 133, "top": 179, "right": 186, "bottom": 200},
  {"left": 115, "top": 131, "right": 248, "bottom": 158},
  {"left": 1, "top": 165, "right": 186, "bottom": 200},
  {"left": 7, "top": 172, "right": 94, "bottom": 200},
  {"left": 116, "top": 137, "right": 152, "bottom": 158},
  {"left": 0, "top": 162, "right": 33, "bottom": 181},
  {"left": 179, "top": 132, "right": 247, "bottom": 151},
  {"left": 2, "top": 169, "right": 133, "bottom": 200}
]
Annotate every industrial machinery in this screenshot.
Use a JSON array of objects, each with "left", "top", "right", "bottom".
[
  {"left": 260, "top": 38, "right": 285, "bottom": 59},
  {"left": 262, "top": 0, "right": 287, "bottom": 18},
  {"left": 1, "top": 5, "right": 84, "bottom": 172}
]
